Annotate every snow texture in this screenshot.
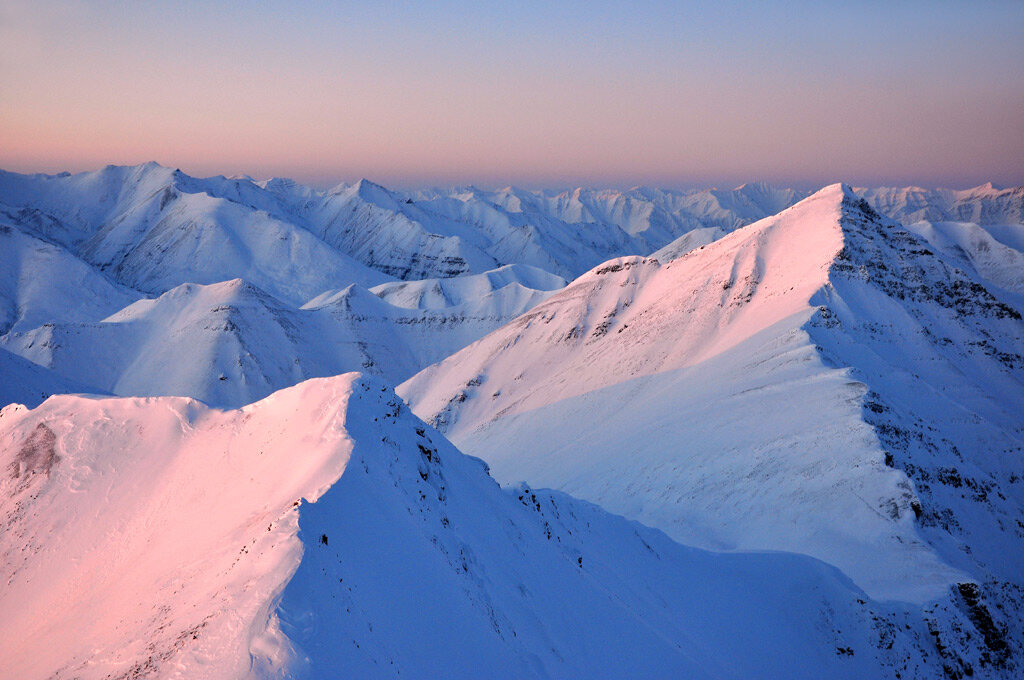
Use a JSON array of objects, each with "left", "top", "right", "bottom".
[
  {"left": 2, "top": 164, "right": 1023, "bottom": 678},
  {"left": 0, "top": 375, "right": 1008, "bottom": 679}
]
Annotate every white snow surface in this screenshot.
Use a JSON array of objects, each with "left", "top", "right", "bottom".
[
  {"left": 0, "top": 346, "right": 101, "bottom": 408},
  {"left": 401, "top": 185, "right": 1024, "bottom": 606},
  {"left": 368, "top": 263, "right": 566, "bottom": 310},
  {"left": 0, "top": 374, "right": 1003, "bottom": 679},
  {"left": 650, "top": 225, "right": 727, "bottom": 262},
  {"left": 0, "top": 218, "right": 140, "bottom": 334},
  {"left": 2, "top": 165, "right": 1023, "bottom": 678},
  {"left": 1, "top": 267, "right": 561, "bottom": 408},
  {"left": 3, "top": 164, "right": 1020, "bottom": 289},
  {"left": 857, "top": 183, "right": 1024, "bottom": 226},
  {"left": 903, "top": 221, "right": 1024, "bottom": 302},
  {"left": 0, "top": 164, "right": 391, "bottom": 305},
  {"left": 0, "top": 165, "right": 814, "bottom": 285}
]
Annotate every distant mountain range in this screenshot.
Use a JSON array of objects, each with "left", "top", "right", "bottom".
[
  {"left": 1, "top": 165, "right": 1022, "bottom": 679},
  {"left": 2, "top": 164, "right": 1021, "bottom": 288}
]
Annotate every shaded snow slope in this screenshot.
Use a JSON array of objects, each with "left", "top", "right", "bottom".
[
  {"left": 806, "top": 197, "right": 1024, "bottom": 655},
  {"left": 2, "top": 273, "right": 558, "bottom": 409},
  {"left": 0, "top": 347, "right": 103, "bottom": 408},
  {"left": 0, "top": 164, "right": 390, "bottom": 304},
  {"left": 368, "top": 263, "right": 566, "bottom": 310},
  {"left": 902, "top": 221, "right": 1024, "bottom": 302},
  {"left": 401, "top": 185, "right": 1024, "bottom": 616},
  {"left": 650, "top": 225, "right": 727, "bottom": 262},
  {"left": 1, "top": 375, "right": 1009, "bottom": 679},
  {"left": 0, "top": 218, "right": 140, "bottom": 335},
  {"left": 858, "top": 184, "right": 1024, "bottom": 226}
]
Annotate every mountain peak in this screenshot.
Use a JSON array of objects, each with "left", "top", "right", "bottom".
[
  {"left": 816, "top": 181, "right": 856, "bottom": 198},
  {"left": 965, "top": 180, "right": 1002, "bottom": 194}
]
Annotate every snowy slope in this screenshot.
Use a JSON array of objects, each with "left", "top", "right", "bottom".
[
  {"left": 368, "top": 263, "right": 565, "bottom": 309},
  {"left": 306, "top": 180, "right": 502, "bottom": 279},
  {"left": 0, "top": 164, "right": 391, "bottom": 304},
  {"left": 0, "top": 165, "right": 818, "bottom": 285},
  {"left": 0, "top": 347, "right": 103, "bottom": 408},
  {"left": 2, "top": 273, "right": 559, "bottom": 409},
  {"left": 805, "top": 197, "right": 1024, "bottom": 644},
  {"left": 0, "top": 219, "right": 140, "bottom": 334},
  {"left": 400, "top": 185, "right": 1024, "bottom": 618},
  {"left": 859, "top": 184, "right": 1024, "bottom": 226},
  {"left": 4, "top": 164, "right": 1019, "bottom": 291},
  {"left": 651, "top": 226, "right": 727, "bottom": 262},
  {"left": 0, "top": 374, "right": 1009, "bottom": 679},
  {"left": 408, "top": 183, "right": 811, "bottom": 278},
  {"left": 902, "top": 221, "right": 1024, "bottom": 302}
]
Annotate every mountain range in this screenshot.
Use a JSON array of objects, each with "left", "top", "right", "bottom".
[{"left": 1, "top": 164, "right": 1022, "bottom": 679}]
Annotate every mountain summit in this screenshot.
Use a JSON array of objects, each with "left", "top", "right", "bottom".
[{"left": 401, "top": 183, "right": 1024, "bottom": 626}]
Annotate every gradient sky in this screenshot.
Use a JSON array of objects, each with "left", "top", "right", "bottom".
[{"left": 1, "top": 0, "right": 1022, "bottom": 189}]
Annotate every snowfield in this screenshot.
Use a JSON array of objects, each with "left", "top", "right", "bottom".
[
  {"left": 0, "top": 375, "right": 1011, "bottom": 679},
  {"left": 401, "top": 185, "right": 965, "bottom": 600},
  {"left": 0, "top": 270, "right": 562, "bottom": 408},
  {"left": 401, "top": 185, "right": 1024, "bottom": 669},
  {"left": 0, "top": 165, "right": 1022, "bottom": 678}
]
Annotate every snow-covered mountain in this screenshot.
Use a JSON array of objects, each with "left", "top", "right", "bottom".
[
  {"left": 368, "top": 263, "right": 566, "bottom": 310},
  {"left": 0, "top": 218, "right": 140, "bottom": 335},
  {"left": 858, "top": 184, "right": 1024, "bottom": 226},
  {"left": 0, "top": 164, "right": 391, "bottom": 305},
  {"left": 0, "top": 165, "right": 816, "bottom": 285},
  {"left": 3, "top": 163, "right": 1020, "bottom": 288},
  {"left": 1, "top": 269, "right": 560, "bottom": 408},
  {"left": 0, "top": 374, "right": 1009, "bottom": 679},
  {"left": 401, "top": 185, "right": 1024, "bottom": 658},
  {"left": 2, "top": 163, "right": 1023, "bottom": 678},
  {"left": 0, "top": 346, "right": 102, "bottom": 408},
  {"left": 902, "top": 221, "right": 1024, "bottom": 304}
]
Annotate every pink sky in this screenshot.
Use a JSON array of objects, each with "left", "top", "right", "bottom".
[{"left": 2, "top": 1, "right": 1022, "bottom": 189}]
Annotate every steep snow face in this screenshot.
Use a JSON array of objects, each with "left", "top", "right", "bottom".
[
  {"left": 806, "top": 197, "right": 1024, "bottom": 653},
  {"left": 651, "top": 225, "right": 727, "bottom": 262},
  {"left": 2, "top": 271, "right": 559, "bottom": 409},
  {"left": 902, "top": 221, "right": 1024, "bottom": 302},
  {"left": 400, "top": 185, "right": 1024, "bottom": 609},
  {"left": 0, "top": 375, "right": 1007, "bottom": 679},
  {"left": 308, "top": 180, "right": 501, "bottom": 280},
  {"left": 368, "top": 263, "right": 566, "bottom": 310},
  {"left": 0, "top": 165, "right": 391, "bottom": 304},
  {"left": 0, "top": 347, "right": 102, "bottom": 408},
  {"left": 404, "top": 184, "right": 851, "bottom": 430},
  {"left": 859, "top": 184, "right": 1024, "bottom": 226},
  {"left": 0, "top": 376, "right": 361, "bottom": 680},
  {"left": 0, "top": 220, "right": 140, "bottom": 334}
]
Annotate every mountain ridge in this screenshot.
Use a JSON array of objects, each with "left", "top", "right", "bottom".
[
  {"left": 6, "top": 164, "right": 1019, "bottom": 291},
  {"left": 399, "top": 184, "right": 1024, "bottom": 618},
  {"left": 1, "top": 373, "right": 1011, "bottom": 679}
]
